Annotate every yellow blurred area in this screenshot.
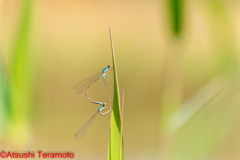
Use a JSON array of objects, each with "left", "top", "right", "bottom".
[{"left": 1, "top": 0, "right": 240, "bottom": 160}]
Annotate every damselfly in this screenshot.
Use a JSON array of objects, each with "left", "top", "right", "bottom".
[
  {"left": 74, "top": 102, "right": 110, "bottom": 140},
  {"left": 73, "top": 65, "right": 112, "bottom": 108}
]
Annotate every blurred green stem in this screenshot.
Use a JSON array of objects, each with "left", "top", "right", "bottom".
[
  {"left": 9, "top": 0, "right": 35, "bottom": 146},
  {"left": 169, "top": 0, "right": 183, "bottom": 36}
]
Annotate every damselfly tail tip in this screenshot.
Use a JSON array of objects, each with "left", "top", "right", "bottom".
[
  {"left": 74, "top": 134, "right": 80, "bottom": 140},
  {"left": 74, "top": 137, "right": 78, "bottom": 140}
]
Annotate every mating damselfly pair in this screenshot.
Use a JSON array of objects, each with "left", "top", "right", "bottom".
[{"left": 73, "top": 65, "right": 112, "bottom": 140}]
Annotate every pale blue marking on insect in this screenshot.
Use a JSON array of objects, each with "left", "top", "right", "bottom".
[
  {"left": 98, "top": 106, "right": 104, "bottom": 115},
  {"left": 74, "top": 102, "right": 110, "bottom": 140}
]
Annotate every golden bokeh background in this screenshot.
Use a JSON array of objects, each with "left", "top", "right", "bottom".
[{"left": 1, "top": 0, "right": 240, "bottom": 159}]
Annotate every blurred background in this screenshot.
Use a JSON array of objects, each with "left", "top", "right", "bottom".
[{"left": 1, "top": 0, "right": 240, "bottom": 159}]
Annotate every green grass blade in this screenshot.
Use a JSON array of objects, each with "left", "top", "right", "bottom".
[
  {"left": 169, "top": 0, "right": 183, "bottom": 36},
  {"left": 120, "top": 90, "right": 125, "bottom": 160},
  {"left": 108, "top": 25, "right": 124, "bottom": 160},
  {"left": 9, "top": 0, "right": 35, "bottom": 145},
  {"left": 166, "top": 78, "right": 240, "bottom": 160},
  {"left": 168, "top": 76, "right": 227, "bottom": 133},
  {"left": 0, "top": 58, "right": 9, "bottom": 137}
]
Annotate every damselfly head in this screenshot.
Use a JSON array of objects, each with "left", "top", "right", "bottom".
[
  {"left": 103, "top": 102, "right": 106, "bottom": 106},
  {"left": 108, "top": 65, "right": 113, "bottom": 73}
]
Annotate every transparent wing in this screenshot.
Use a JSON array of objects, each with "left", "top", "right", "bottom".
[
  {"left": 73, "top": 71, "right": 102, "bottom": 94},
  {"left": 75, "top": 110, "right": 99, "bottom": 140}
]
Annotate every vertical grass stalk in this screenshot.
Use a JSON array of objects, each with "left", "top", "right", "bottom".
[
  {"left": 108, "top": 25, "right": 124, "bottom": 160},
  {"left": 120, "top": 90, "right": 125, "bottom": 160}
]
